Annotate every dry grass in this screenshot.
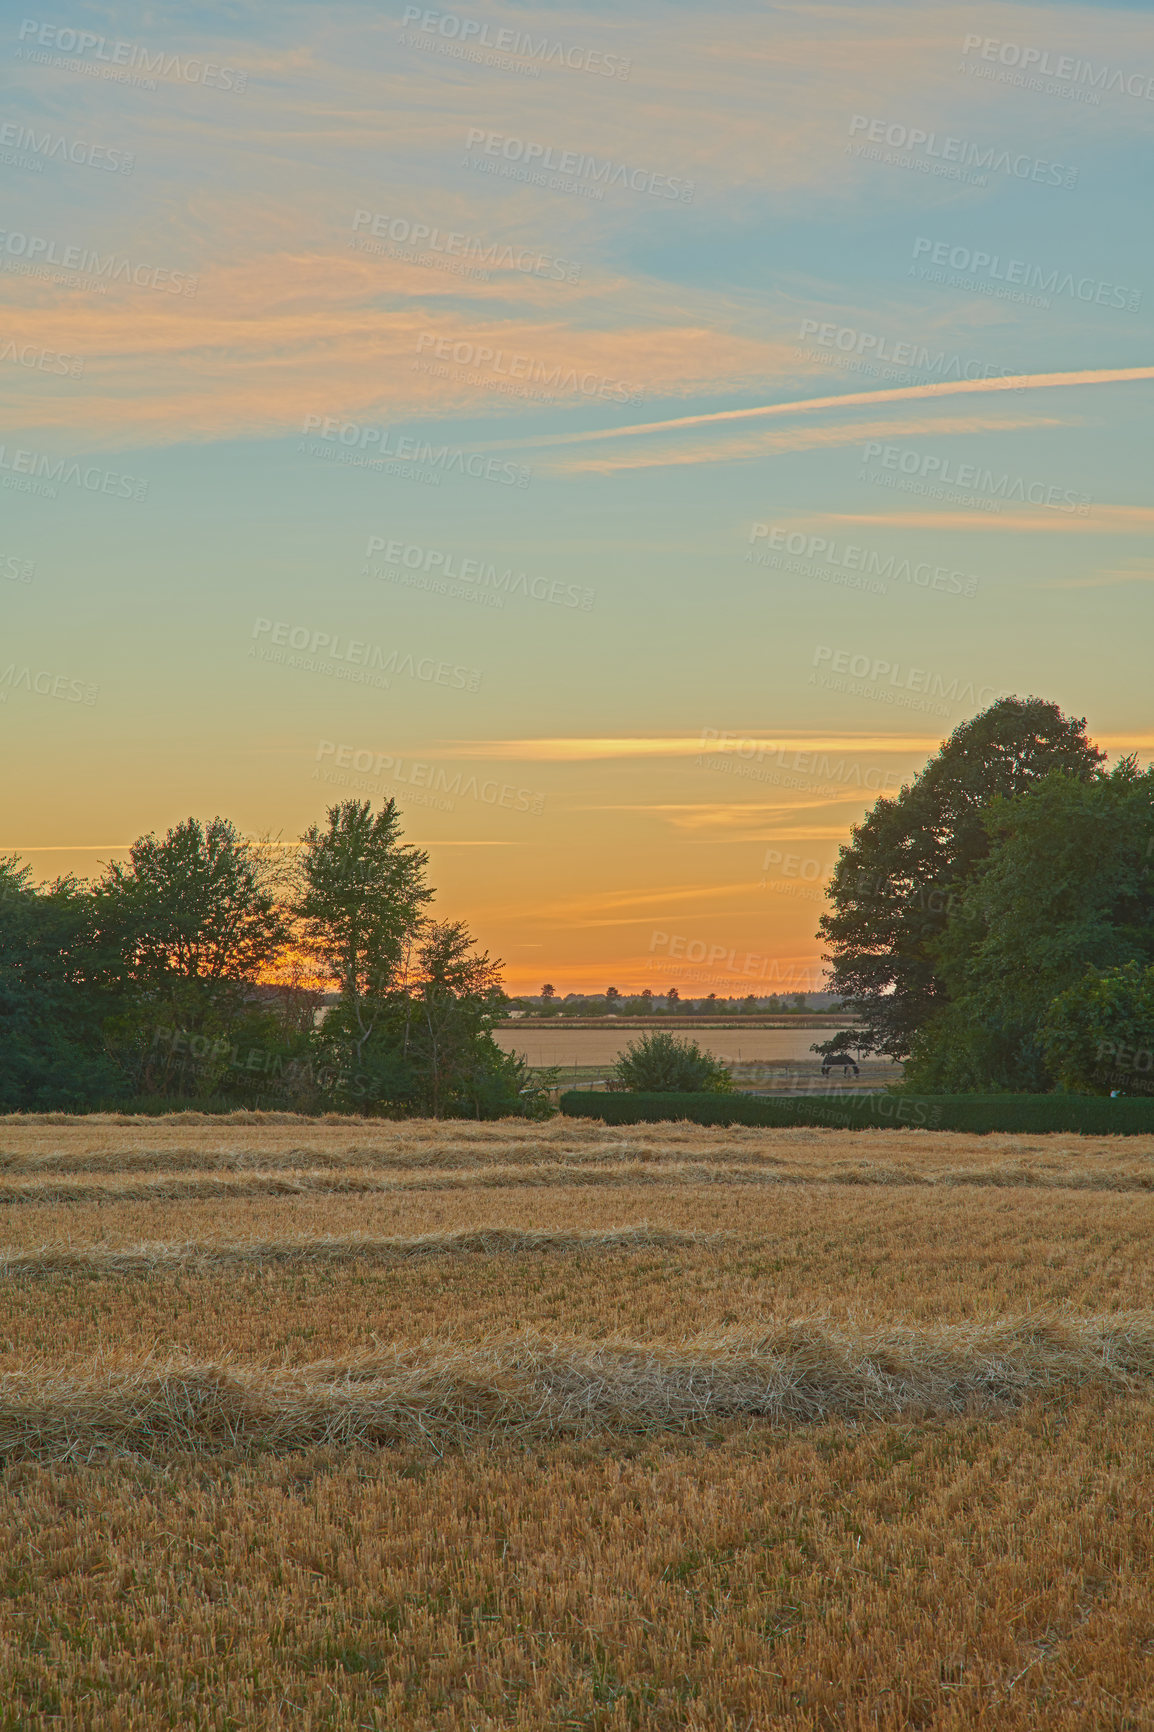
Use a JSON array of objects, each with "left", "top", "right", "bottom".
[
  {"left": 1, "top": 1314, "right": 1151, "bottom": 1463},
  {"left": 1, "top": 1116, "right": 1151, "bottom": 1198},
  {"left": 1, "top": 1404, "right": 1152, "bottom": 1728},
  {"left": 4, "top": 1110, "right": 1154, "bottom": 1169},
  {"left": 0, "top": 1186, "right": 1152, "bottom": 1366},
  {"left": 2, "top": 1116, "right": 1154, "bottom": 1726},
  {"left": 0, "top": 1224, "right": 705, "bottom": 1280}
]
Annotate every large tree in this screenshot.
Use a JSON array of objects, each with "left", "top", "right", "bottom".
[
  {"left": 818, "top": 698, "right": 1104, "bottom": 1059},
  {"left": 905, "top": 759, "right": 1154, "bottom": 1092}
]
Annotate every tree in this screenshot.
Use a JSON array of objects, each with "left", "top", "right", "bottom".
[
  {"left": 666, "top": 987, "right": 680, "bottom": 1006},
  {"left": 296, "top": 800, "right": 433, "bottom": 1082},
  {"left": 818, "top": 698, "right": 1104, "bottom": 1059},
  {"left": 1040, "top": 962, "right": 1154, "bottom": 1095},
  {"left": 905, "top": 760, "right": 1154, "bottom": 1092},
  {"left": 541, "top": 983, "right": 556, "bottom": 1000},
  {"left": 0, "top": 859, "right": 123, "bottom": 1110},
  {"left": 296, "top": 815, "right": 532, "bottom": 1117},
  {"left": 811, "top": 1032, "right": 857, "bottom": 1061},
  {"left": 95, "top": 818, "right": 293, "bottom": 1098},
  {"left": 399, "top": 920, "right": 517, "bottom": 1117},
  {"left": 98, "top": 818, "right": 289, "bottom": 988},
  {"left": 614, "top": 1030, "right": 732, "bottom": 1093}
]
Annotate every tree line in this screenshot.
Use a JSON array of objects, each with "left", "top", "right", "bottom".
[
  {"left": 8, "top": 698, "right": 1151, "bottom": 1114},
  {"left": 519, "top": 989, "right": 821, "bottom": 1016},
  {"left": 820, "top": 697, "right": 1154, "bottom": 1095},
  {"left": 1, "top": 799, "right": 543, "bottom": 1116}
]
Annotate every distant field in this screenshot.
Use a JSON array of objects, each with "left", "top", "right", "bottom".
[
  {"left": 493, "top": 1021, "right": 893, "bottom": 1073},
  {"left": 0, "top": 1113, "right": 1151, "bottom": 1727}
]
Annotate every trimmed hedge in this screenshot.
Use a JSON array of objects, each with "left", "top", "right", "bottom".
[{"left": 558, "top": 1090, "right": 1154, "bottom": 1135}]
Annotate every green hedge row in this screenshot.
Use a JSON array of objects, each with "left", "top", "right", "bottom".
[{"left": 558, "top": 1090, "right": 1154, "bottom": 1134}]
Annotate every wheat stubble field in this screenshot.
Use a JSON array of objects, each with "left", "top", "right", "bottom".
[{"left": 0, "top": 1116, "right": 1152, "bottom": 1729}]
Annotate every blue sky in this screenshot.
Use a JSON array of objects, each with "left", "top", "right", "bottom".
[{"left": 3, "top": 0, "right": 1152, "bottom": 989}]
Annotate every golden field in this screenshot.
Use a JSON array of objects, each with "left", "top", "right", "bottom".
[{"left": 0, "top": 1114, "right": 1152, "bottom": 1729}]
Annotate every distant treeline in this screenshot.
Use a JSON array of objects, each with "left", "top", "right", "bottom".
[{"left": 511, "top": 991, "right": 841, "bottom": 1017}]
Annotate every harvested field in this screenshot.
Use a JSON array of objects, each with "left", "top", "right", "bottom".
[{"left": 1, "top": 1113, "right": 1152, "bottom": 1727}]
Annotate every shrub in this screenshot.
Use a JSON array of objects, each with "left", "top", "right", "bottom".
[{"left": 613, "top": 1032, "right": 732, "bottom": 1093}]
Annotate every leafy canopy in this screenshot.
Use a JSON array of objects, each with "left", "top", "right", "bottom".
[{"left": 818, "top": 697, "right": 1103, "bottom": 1059}]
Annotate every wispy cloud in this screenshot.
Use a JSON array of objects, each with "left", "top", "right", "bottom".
[
  {"left": 546, "top": 412, "right": 1068, "bottom": 475},
  {"left": 1042, "top": 560, "right": 1154, "bottom": 590},
  {"left": 483, "top": 878, "right": 768, "bottom": 929},
  {"left": 814, "top": 506, "right": 1154, "bottom": 534},
  {"left": 437, "top": 735, "right": 940, "bottom": 761}
]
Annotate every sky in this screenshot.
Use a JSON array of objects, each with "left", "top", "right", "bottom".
[{"left": 2, "top": 0, "right": 1152, "bottom": 993}]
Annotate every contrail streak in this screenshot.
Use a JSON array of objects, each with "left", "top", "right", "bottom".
[{"left": 481, "top": 366, "right": 1154, "bottom": 450}]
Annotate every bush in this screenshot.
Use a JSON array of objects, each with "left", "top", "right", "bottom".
[
  {"left": 559, "top": 1090, "right": 1154, "bottom": 1134},
  {"left": 612, "top": 1031, "right": 732, "bottom": 1093}
]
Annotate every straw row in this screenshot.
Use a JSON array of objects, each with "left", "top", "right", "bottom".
[
  {"left": 0, "top": 1225, "right": 706, "bottom": 1279},
  {"left": 0, "top": 1160, "right": 1151, "bottom": 1206},
  {"left": 2, "top": 1314, "right": 1151, "bottom": 1460}
]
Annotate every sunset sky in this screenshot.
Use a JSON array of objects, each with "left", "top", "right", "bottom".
[{"left": 3, "top": 0, "right": 1152, "bottom": 991}]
